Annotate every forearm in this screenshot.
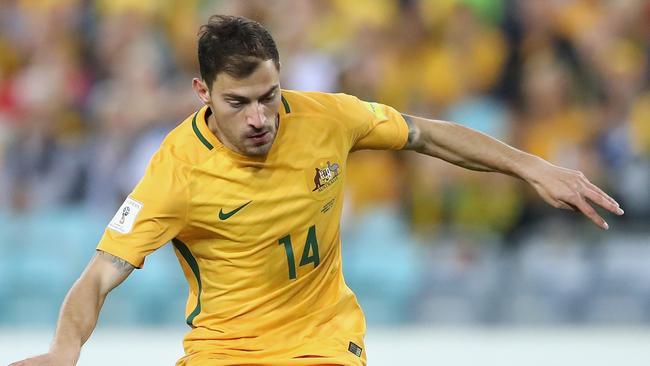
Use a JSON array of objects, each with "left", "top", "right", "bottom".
[
  {"left": 404, "top": 114, "right": 543, "bottom": 180},
  {"left": 49, "top": 275, "right": 107, "bottom": 358},
  {"left": 13, "top": 251, "right": 135, "bottom": 366}
]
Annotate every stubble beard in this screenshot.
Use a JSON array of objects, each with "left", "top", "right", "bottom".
[{"left": 242, "top": 114, "right": 278, "bottom": 157}]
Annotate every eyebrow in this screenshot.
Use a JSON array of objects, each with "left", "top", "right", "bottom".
[{"left": 222, "top": 84, "right": 279, "bottom": 102}]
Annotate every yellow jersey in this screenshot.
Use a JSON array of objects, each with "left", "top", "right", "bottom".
[{"left": 97, "top": 90, "right": 409, "bottom": 365}]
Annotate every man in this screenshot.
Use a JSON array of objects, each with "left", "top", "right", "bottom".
[{"left": 11, "top": 15, "right": 623, "bottom": 366}]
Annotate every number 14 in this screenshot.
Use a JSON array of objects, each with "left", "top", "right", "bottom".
[{"left": 278, "top": 225, "right": 320, "bottom": 280}]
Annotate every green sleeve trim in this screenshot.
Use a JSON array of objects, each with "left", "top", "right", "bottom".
[
  {"left": 172, "top": 238, "right": 202, "bottom": 327},
  {"left": 192, "top": 112, "right": 214, "bottom": 150}
]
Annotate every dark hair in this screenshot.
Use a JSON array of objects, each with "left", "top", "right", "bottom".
[{"left": 197, "top": 15, "right": 280, "bottom": 88}]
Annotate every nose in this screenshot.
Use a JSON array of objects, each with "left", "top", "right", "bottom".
[{"left": 246, "top": 102, "right": 266, "bottom": 129}]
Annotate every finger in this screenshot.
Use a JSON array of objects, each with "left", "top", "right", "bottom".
[
  {"left": 570, "top": 197, "right": 609, "bottom": 230},
  {"left": 536, "top": 185, "right": 576, "bottom": 211},
  {"left": 586, "top": 182, "right": 619, "bottom": 207},
  {"left": 556, "top": 201, "right": 576, "bottom": 210},
  {"left": 582, "top": 187, "right": 624, "bottom": 215}
]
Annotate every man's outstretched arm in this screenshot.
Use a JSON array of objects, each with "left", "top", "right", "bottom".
[
  {"left": 10, "top": 250, "right": 135, "bottom": 366},
  {"left": 400, "top": 113, "right": 624, "bottom": 230}
]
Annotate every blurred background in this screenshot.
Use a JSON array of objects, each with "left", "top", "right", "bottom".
[{"left": 1, "top": 0, "right": 650, "bottom": 364}]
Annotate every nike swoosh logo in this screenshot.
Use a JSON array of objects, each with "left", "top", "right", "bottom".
[{"left": 219, "top": 200, "right": 252, "bottom": 220}]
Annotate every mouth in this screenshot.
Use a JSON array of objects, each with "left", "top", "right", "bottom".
[{"left": 247, "top": 131, "right": 270, "bottom": 145}]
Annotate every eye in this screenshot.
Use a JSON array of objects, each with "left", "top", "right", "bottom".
[
  {"left": 261, "top": 94, "right": 276, "bottom": 104},
  {"left": 228, "top": 101, "right": 245, "bottom": 109}
]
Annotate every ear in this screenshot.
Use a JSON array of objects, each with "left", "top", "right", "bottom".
[{"left": 192, "top": 78, "right": 211, "bottom": 104}]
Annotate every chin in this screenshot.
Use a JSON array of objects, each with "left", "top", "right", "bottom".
[{"left": 244, "top": 143, "right": 273, "bottom": 157}]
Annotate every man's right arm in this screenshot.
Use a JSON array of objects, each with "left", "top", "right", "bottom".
[{"left": 10, "top": 250, "right": 135, "bottom": 366}]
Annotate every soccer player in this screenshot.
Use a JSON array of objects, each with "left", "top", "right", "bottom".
[{"left": 11, "top": 15, "right": 623, "bottom": 366}]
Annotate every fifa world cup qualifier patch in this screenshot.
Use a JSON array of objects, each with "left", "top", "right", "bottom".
[
  {"left": 108, "top": 197, "right": 143, "bottom": 234},
  {"left": 348, "top": 341, "right": 362, "bottom": 357}
]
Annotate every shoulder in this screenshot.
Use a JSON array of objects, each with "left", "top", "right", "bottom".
[
  {"left": 156, "top": 106, "right": 214, "bottom": 169},
  {"left": 281, "top": 89, "right": 365, "bottom": 116}
]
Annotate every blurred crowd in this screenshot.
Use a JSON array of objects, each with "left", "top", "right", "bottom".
[
  {"left": 1, "top": 0, "right": 649, "bottom": 232},
  {"left": 1, "top": 0, "right": 650, "bottom": 325}
]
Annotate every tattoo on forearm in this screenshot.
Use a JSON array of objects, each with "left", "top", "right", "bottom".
[
  {"left": 401, "top": 113, "right": 420, "bottom": 148},
  {"left": 97, "top": 251, "right": 135, "bottom": 273}
]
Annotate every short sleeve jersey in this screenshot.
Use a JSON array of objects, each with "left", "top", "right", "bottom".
[{"left": 97, "top": 90, "right": 409, "bottom": 366}]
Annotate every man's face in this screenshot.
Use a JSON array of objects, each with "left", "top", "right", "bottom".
[{"left": 193, "top": 60, "right": 282, "bottom": 157}]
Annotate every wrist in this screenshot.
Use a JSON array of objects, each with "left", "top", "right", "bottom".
[
  {"left": 49, "top": 343, "right": 81, "bottom": 363},
  {"left": 511, "top": 152, "right": 549, "bottom": 184}
]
